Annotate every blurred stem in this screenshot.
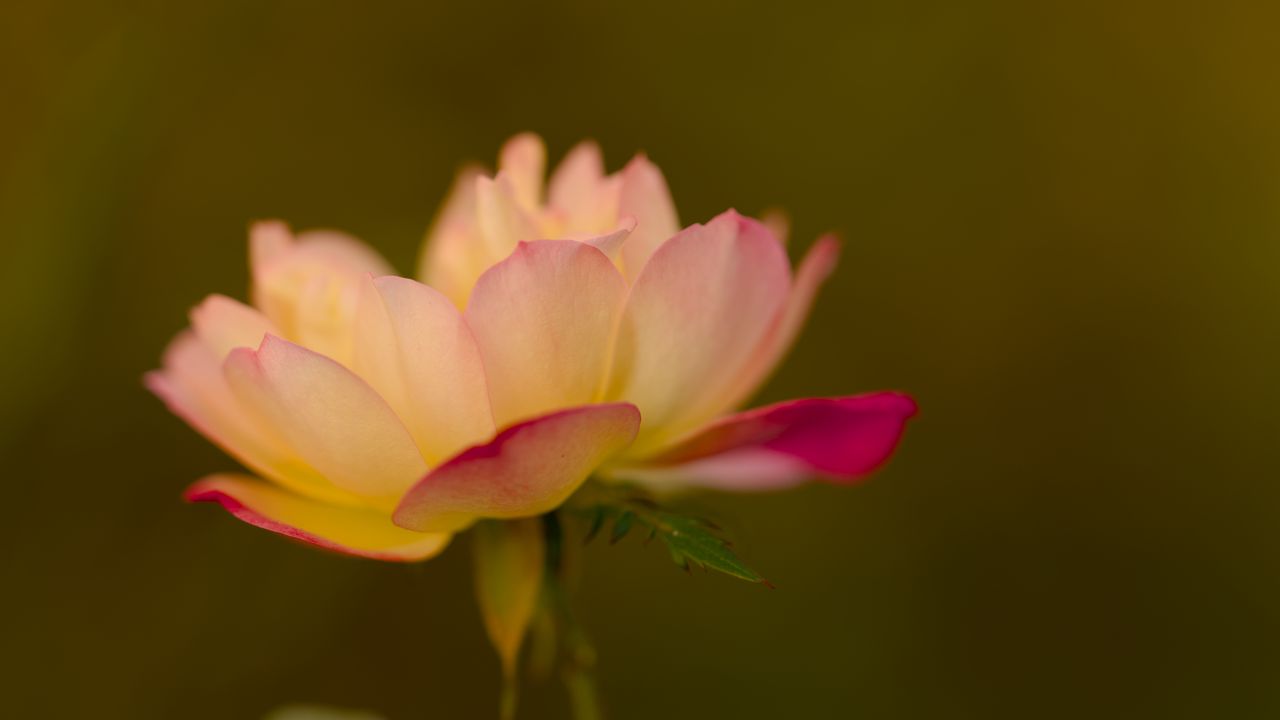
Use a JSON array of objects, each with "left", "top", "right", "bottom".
[{"left": 543, "top": 512, "right": 603, "bottom": 720}]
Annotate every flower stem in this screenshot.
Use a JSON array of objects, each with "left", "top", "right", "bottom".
[{"left": 543, "top": 512, "right": 604, "bottom": 720}]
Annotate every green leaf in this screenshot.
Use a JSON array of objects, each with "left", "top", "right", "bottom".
[
  {"left": 651, "top": 511, "right": 769, "bottom": 585},
  {"left": 609, "top": 510, "right": 633, "bottom": 544},
  {"left": 574, "top": 495, "right": 770, "bottom": 586}
]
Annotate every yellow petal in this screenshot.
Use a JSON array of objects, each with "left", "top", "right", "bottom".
[{"left": 188, "top": 474, "right": 450, "bottom": 562}]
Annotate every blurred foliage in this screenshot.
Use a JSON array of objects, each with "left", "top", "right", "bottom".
[{"left": 3, "top": 0, "right": 1280, "bottom": 718}]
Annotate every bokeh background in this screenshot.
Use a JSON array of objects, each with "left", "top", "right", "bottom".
[{"left": 4, "top": 1, "right": 1279, "bottom": 717}]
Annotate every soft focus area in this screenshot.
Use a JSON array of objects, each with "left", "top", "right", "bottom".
[{"left": 3, "top": 2, "right": 1278, "bottom": 718}]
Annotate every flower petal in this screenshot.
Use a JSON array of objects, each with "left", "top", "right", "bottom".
[
  {"left": 147, "top": 332, "right": 351, "bottom": 505},
  {"left": 605, "top": 210, "right": 791, "bottom": 457},
  {"left": 547, "top": 140, "right": 621, "bottom": 235},
  {"left": 187, "top": 474, "right": 451, "bottom": 562},
  {"left": 418, "top": 165, "right": 486, "bottom": 308},
  {"left": 717, "top": 235, "right": 841, "bottom": 412},
  {"left": 352, "top": 275, "right": 495, "bottom": 464},
  {"left": 189, "top": 294, "right": 278, "bottom": 358},
  {"left": 249, "top": 222, "right": 393, "bottom": 363},
  {"left": 476, "top": 173, "right": 540, "bottom": 272},
  {"left": 498, "top": 132, "right": 547, "bottom": 210},
  {"left": 466, "top": 240, "right": 628, "bottom": 427},
  {"left": 617, "top": 154, "right": 680, "bottom": 281},
  {"left": 223, "top": 335, "right": 427, "bottom": 505},
  {"left": 610, "top": 393, "right": 917, "bottom": 491},
  {"left": 393, "top": 403, "right": 641, "bottom": 532}
]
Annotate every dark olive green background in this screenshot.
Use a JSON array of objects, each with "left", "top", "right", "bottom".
[{"left": 4, "top": 1, "right": 1279, "bottom": 718}]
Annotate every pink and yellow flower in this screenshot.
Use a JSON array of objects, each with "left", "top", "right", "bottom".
[{"left": 148, "top": 134, "right": 916, "bottom": 562}]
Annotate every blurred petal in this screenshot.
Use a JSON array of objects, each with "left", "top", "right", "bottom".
[
  {"left": 759, "top": 208, "right": 791, "bottom": 246},
  {"left": 223, "top": 335, "right": 427, "bottom": 505},
  {"left": 548, "top": 140, "right": 605, "bottom": 219},
  {"left": 393, "top": 403, "right": 641, "bottom": 532},
  {"left": 466, "top": 240, "right": 628, "bottom": 427},
  {"left": 418, "top": 165, "right": 486, "bottom": 307},
  {"left": 250, "top": 223, "right": 392, "bottom": 363},
  {"left": 353, "top": 275, "right": 495, "bottom": 464},
  {"left": 612, "top": 393, "right": 917, "bottom": 491},
  {"left": 498, "top": 132, "right": 547, "bottom": 210},
  {"left": 717, "top": 235, "right": 841, "bottom": 411},
  {"left": 189, "top": 294, "right": 278, "bottom": 358},
  {"left": 547, "top": 140, "right": 621, "bottom": 235},
  {"left": 606, "top": 210, "right": 790, "bottom": 457},
  {"left": 187, "top": 474, "right": 450, "bottom": 562},
  {"left": 476, "top": 174, "right": 540, "bottom": 271},
  {"left": 472, "top": 518, "right": 544, "bottom": 681},
  {"left": 617, "top": 154, "right": 680, "bottom": 281}
]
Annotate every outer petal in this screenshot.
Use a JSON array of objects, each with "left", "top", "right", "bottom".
[
  {"left": 466, "top": 240, "right": 628, "bottom": 427},
  {"left": 605, "top": 210, "right": 791, "bottom": 457},
  {"left": 147, "top": 332, "right": 350, "bottom": 505},
  {"left": 717, "top": 235, "right": 841, "bottom": 412},
  {"left": 187, "top": 474, "right": 451, "bottom": 562},
  {"left": 393, "top": 403, "right": 641, "bottom": 532},
  {"left": 617, "top": 154, "right": 680, "bottom": 281},
  {"left": 353, "top": 275, "right": 495, "bottom": 464},
  {"left": 223, "top": 335, "right": 428, "bottom": 506},
  {"left": 609, "top": 393, "right": 917, "bottom": 491}
]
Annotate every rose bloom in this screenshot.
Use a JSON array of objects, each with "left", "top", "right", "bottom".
[{"left": 147, "top": 134, "right": 916, "bottom": 561}]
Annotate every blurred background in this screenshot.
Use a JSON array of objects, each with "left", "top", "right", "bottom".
[{"left": 3, "top": 1, "right": 1279, "bottom": 717}]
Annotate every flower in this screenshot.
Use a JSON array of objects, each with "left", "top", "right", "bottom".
[{"left": 148, "top": 134, "right": 916, "bottom": 562}]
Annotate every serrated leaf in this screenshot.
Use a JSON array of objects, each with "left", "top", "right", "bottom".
[
  {"left": 572, "top": 494, "right": 769, "bottom": 585},
  {"left": 609, "top": 510, "right": 634, "bottom": 544},
  {"left": 653, "top": 512, "right": 767, "bottom": 584}
]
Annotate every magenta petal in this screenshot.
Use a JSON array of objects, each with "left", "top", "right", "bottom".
[{"left": 621, "top": 392, "right": 917, "bottom": 490}]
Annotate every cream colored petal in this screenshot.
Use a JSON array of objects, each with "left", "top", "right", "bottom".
[
  {"left": 353, "top": 275, "right": 495, "bottom": 464},
  {"left": 223, "top": 335, "right": 428, "bottom": 506},
  {"left": 249, "top": 223, "right": 393, "bottom": 363},
  {"left": 498, "top": 132, "right": 547, "bottom": 210},
  {"left": 617, "top": 154, "right": 680, "bottom": 281},
  {"left": 466, "top": 240, "right": 628, "bottom": 427},
  {"left": 146, "top": 332, "right": 349, "bottom": 505},
  {"left": 188, "top": 294, "right": 278, "bottom": 358},
  {"left": 418, "top": 165, "right": 486, "bottom": 307},
  {"left": 475, "top": 173, "right": 541, "bottom": 271}
]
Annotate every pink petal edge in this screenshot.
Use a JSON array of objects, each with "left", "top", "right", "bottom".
[
  {"left": 185, "top": 481, "right": 448, "bottom": 562},
  {"left": 393, "top": 403, "right": 641, "bottom": 531},
  {"left": 620, "top": 392, "right": 917, "bottom": 490}
]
